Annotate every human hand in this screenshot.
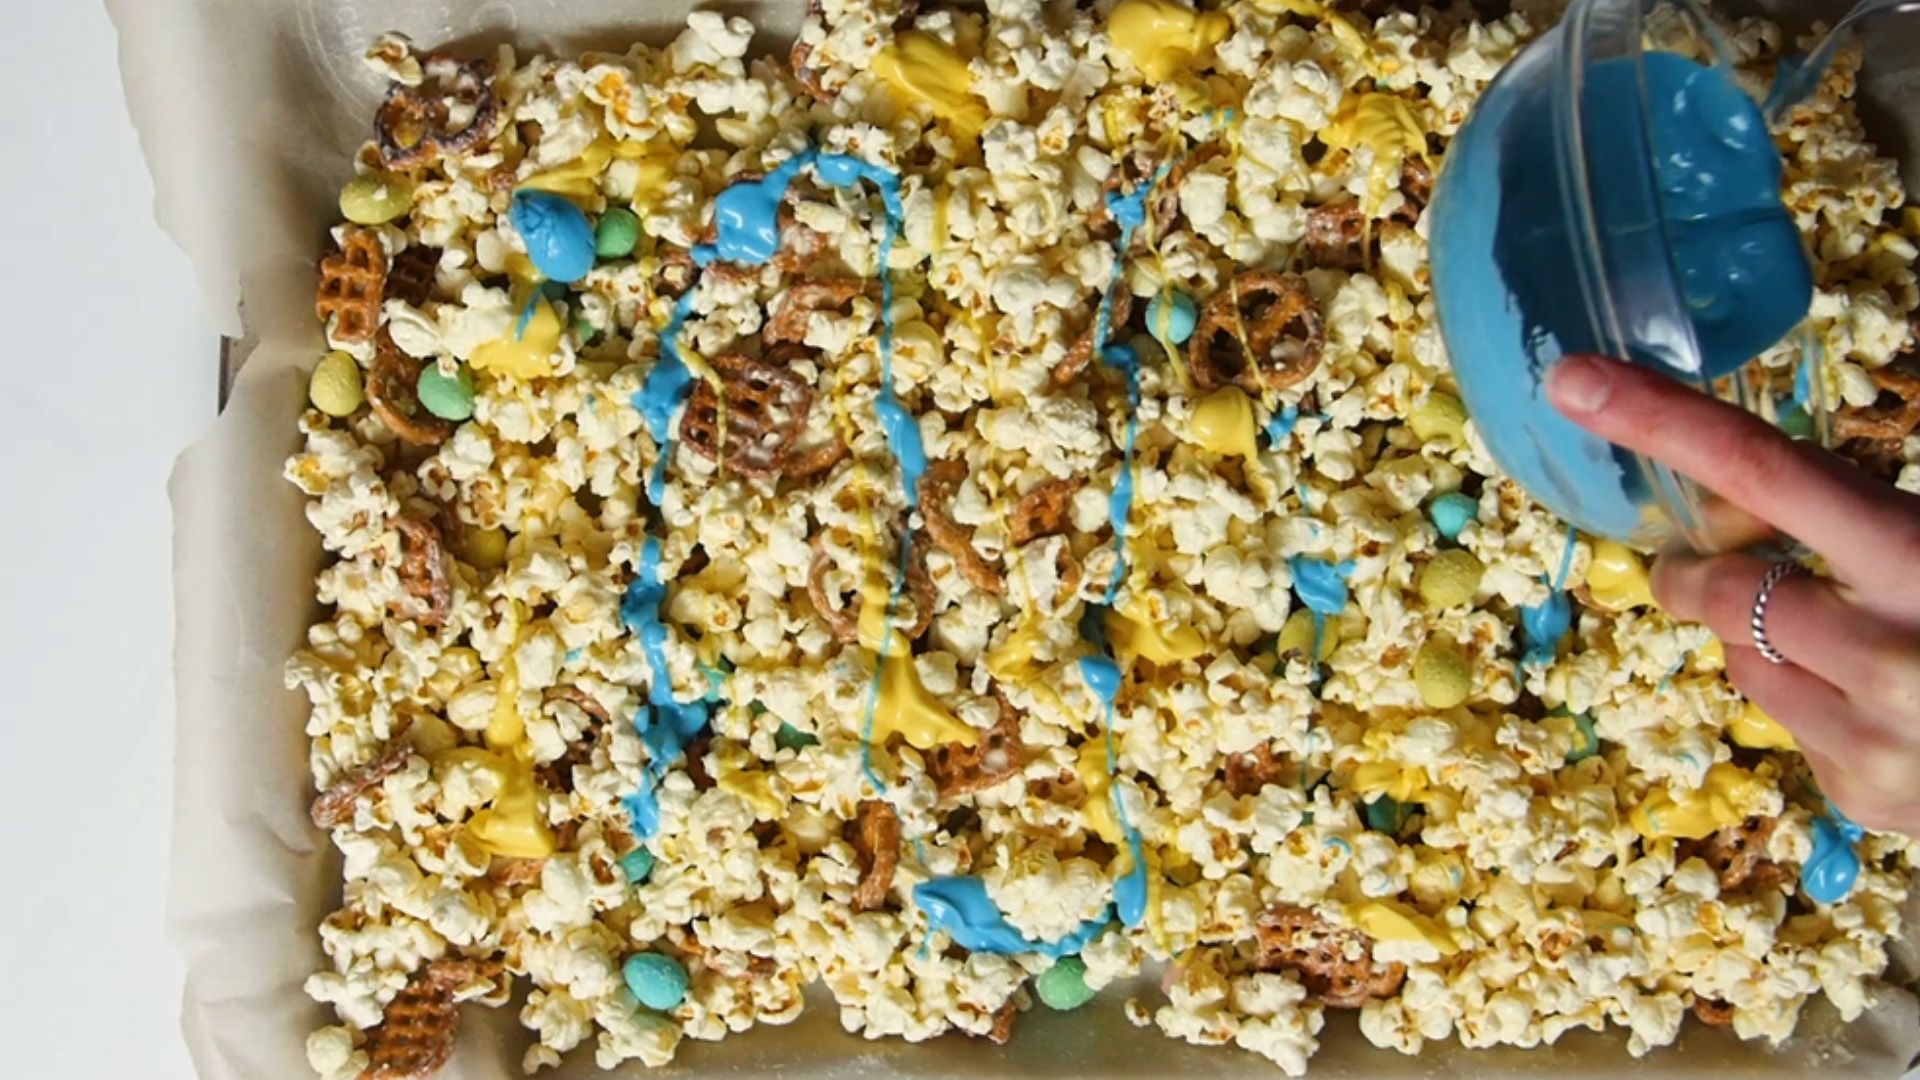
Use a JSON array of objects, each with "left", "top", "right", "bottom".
[{"left": 1546, "top": 353, "right": 1920, "bottom": 835}]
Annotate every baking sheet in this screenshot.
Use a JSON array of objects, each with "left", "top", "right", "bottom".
[{"left": 125, "top": 0, "right": 1920, "bottom": 1075}]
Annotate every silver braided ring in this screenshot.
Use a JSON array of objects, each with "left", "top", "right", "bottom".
[{"left": 1749, "top": 561, "right": 1806, "bottom": 665}]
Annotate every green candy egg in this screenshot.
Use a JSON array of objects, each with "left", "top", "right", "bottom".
[
  {"left": 1036, "top": 956, "right": 1098, "bottom": 1010},
  {"left": 416, "top": 364, "right": 475, "bottom": 421},
  {"left": 596, "top": 207, "right": 642, "bottom": 259}
]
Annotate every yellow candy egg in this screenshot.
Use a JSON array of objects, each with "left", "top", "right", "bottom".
[
  {"left": 308, "top": 351, "right": 364, "bottom": 417},
  {"left": 1277, "top": 608, "right": 1336, "bottom": 662},
  {"left": 1417, "top": 549, "right": 1484, "bottom": 610},
  {"left": 1409, "top": 391, "right": 1469, "bottom": 446},
  {"left": 461, "top": 527, "right": 509, "bottom": 571},
  {"left": 1189, "top": 386, "right": 1259, "bottom": 459},
  {"left": 339, "top": 174, "right": 415, "bottom": 225},
  {"left": 1414, "top": 637, "right": 1471, "bottom": 709},
  {"left": 1585, "top": 539, "right": 1655, "bottom": 611}
]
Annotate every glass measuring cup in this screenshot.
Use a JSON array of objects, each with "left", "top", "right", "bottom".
[{"left": 1428, "top": 0, "right": 1830, "bottom": 551}]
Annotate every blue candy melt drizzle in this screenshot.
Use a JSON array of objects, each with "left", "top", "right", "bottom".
[
  {"left": 1264, "top": 404, "right": 1300, "bottom": 446},
  {"left": 510, "top": 190, "right": 598, "bottom": 283},
  {"left": 814, "top": 153, "right": 926, "bottom": 508},
  {"left": 1287, "top": 556, "right": 1355, "bottom": 675},
  {"left": 634, "top": 290, "right": 700, "bottom": 506},
  {"left": 914, "top": 876, "right": 1110, "bottom": 958},
  {"left": 1078, "top": 654, "right": 1148, "bottom": 927},
  {"left": 619, "top": 536, "right": 712, "bottom": 838},
  {"left": 1804, "top": 802, "right": 1865, "bottom": 905},
  {"left": 691, "top": 152, "right": 817, "bottom": 267},
  {"left": 1519, "top": 523, "right": 1579, "bottom": 669}
]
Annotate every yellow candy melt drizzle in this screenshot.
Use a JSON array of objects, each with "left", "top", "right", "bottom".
[
  {"left": 1629, "top": 763, "right": 1767, "bottom": 840},
  {"left": 1107, "top": 0, "right": 1232, "bottom": 82},
  {"left": 441, "top": 748, "right": 556, "bottom": 859},
  {"left": 1728, "top": 701, "right": 1797, "bottom": 751},
  {"left": 1320, "top": 93, "right": 1430, "bottom": 219},
  {"left": 471, "top": 293, "right": 563, "bottom": 379},
  {"left": 872, "top": 32, "right": 990, "bottom": 143},
  {"left": 1585, "top": 539, "right": 1656, "bottom": 611},
  {"left": 1347, "top": 900, "right": 1460, "bottom": 956},
  {"left": 1108, "top": 601, "right": 1206, "bottom": 664}
]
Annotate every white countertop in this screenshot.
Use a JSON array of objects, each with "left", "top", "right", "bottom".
[{"left": 0, "top": 4, "right": 208, "bottom": 1077}]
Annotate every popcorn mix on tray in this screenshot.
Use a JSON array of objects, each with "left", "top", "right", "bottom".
[{"left": 285, "top": 2, "right": 1920, "bottom": 1076}]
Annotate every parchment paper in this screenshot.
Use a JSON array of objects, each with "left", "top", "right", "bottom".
[{"left": 124, "top": 0, "right": 1920, "bottom": 1075}]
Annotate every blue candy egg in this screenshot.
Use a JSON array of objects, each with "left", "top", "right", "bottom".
[
  {"left": 620, "top": 847, "right": 655, "bottom": 886},
  {"left": 510, "top": 191, "right": 597, "bottom": 283},
  {"left": 1147, "top": 289, "right": 1198, "bottom": 345},
  {"left": 1428, "top": 491, "right": 1479, "bottom": 541},
  {"left": 623, "top": 952, "right": 689, "bottom": 1010}
]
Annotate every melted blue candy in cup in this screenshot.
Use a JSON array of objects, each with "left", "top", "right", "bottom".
[{"left": 1430, "top": 0, "right": 1818, "bottom": 548}]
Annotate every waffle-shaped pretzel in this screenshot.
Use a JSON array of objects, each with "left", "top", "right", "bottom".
[
  {"left": 310, "top": 718, "right": 415, "bottom": 829},
  {"left": 1834, "top": 363, "right": 1920, "bottom": 442},
  {"left": 375, "top": 55, "right": 501, "bottom": 170},
  {"left": 361, "top": 957, "right": 481, "bottom": 1079},
  {"left": 1009, "top": 477, "right": 1081, "bottom": 547},
  {"left": 1223, "top": 743, "right": 1292, "bottom": 798},
  {"left": 1686, "top": 815, "right": 1788, "bottom": 892},
  {"left": 807, "top": 529, "right": 936, "bottom": 644},
  {"left": 1254, "top": 905, "right": 1406, "bottom": 1008},
  {"left": 366, "top": 333, "right": 453, "bottom": 447},
  {"left": 394, "top": 516, "right": 453, "bottom": 627},
  {"left": 680, "top": 350, "right": 815, "bottom": 479},
  {"left": 1052, "top": 288, "right": 1134, "bottom": 386},
  {"left": 388, "top": 244, "right": 441, "bottom": 306},
  {"left": 920, "top": 459, "right": 1006, "bottom": 594},
  {"left": 1303, "top": 201, "right": 1368, "bottom": 272},
  {"left": 848, "top": 799, "right": 901, "bottom": 912},
  {"left": 767, "top": 279, "right": 870, "bottom": 347},
  {"left": 317, "top": 227, "right": 387, "bottom": 345},
  {"left": 1190, "top": 271, "right": 1325, "bottom": 394},
  {"left": 926, "top": 694, "right": 1024, "bottom": 799}
]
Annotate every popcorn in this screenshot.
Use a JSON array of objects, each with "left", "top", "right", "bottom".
[{"left": 286, "top": 2, "right": 1916, "bottom": 1075}]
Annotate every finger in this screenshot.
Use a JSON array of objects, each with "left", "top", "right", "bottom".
[
  {"left": 1546, "top": 354, "right": 1920, "bottom": 587},
  {"left": 1652, "top": 553, "right": 1920, "bottom": 710},
  {"left": 1722, "top": 645, "right": 1912, "bottom": 798},
  {"left": 1801, "top": 744, "right": 1915, "bottom": 834},
  {"left": 1686, "top": 495, "right": 1775, "bottom": 557}
]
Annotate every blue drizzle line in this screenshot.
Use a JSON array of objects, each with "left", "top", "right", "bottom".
[
  {"left": 1265, "top": 403, "right": 1300, "bottom": 445},
  {"left": 1519, "top": 523, "right": 1579, "bottom": 669},
  {"left": 633, "top": 290, "right": 700, "bottom": 506},
  {"left": 1804, "top": 801, "right": 1865, "bottom": 904},
  {"left": 618, "top": 537, "right": 712, "bottom": 838},
  {"left": 1286, "top": 556, "right": 1355, "bottom": 679},
  {"left": 1058, "top": 164, "right": 1176, "bottom": 934}
]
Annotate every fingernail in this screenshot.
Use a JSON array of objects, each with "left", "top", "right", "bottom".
[{"left": 1547, "top": 355, "right": 1613, "bottom": 414}]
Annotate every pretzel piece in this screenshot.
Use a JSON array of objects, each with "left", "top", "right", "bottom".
[
  {"left": 849, "top": 799, "right": 901, "bottom": 912},
  {"left": 374, "top": 55, "right": 501, "bottom": 170},
  {"left": 311, "top": 718, "right": 415, "bottom": 829},
  {"left": 317, "top": 227, "right": 387, "bottom": 346},
  {"left": 1190, "top": 271, "right": 1325, "bottom": 394},
  {"left": 679, "top": 350, "right": 814, "bottom": 479},
  {"left": 1254, "top": 905, "right": 1405, "bottom": 1008}
]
